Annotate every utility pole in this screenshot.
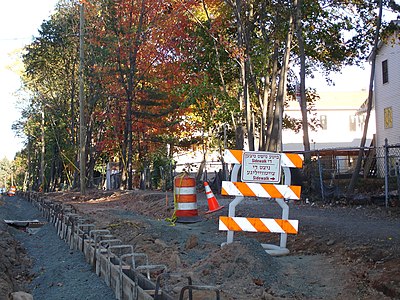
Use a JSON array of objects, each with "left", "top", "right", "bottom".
[
  {"left": 39, "top": 105, "right": 45, "bottom": 191},
  {"left": 79, "top": 3, "right": 86, "bottom": 195},
  {"left": 347, "top": 0, "right": 383, "bottom": 195}
]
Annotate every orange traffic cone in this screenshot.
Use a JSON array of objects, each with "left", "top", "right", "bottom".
[{"left": 204, "top": 182, "right": 224, "bottom": 214}]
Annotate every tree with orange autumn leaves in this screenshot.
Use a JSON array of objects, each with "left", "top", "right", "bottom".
[
  {"left": 83, "top": 0, "right": 203, "bottom": 189},
  {"left": 18, "top": 0, "right": 203, "bottom": 191}
]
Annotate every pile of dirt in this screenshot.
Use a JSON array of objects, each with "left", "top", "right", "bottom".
[{"left": 0, "top": 207, "right": 32, "bottom": 298}]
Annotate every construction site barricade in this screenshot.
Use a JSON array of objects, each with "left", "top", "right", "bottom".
[
  {"left": 220, "top": 149, "right": 303, "bottom": 256},
  {"left": 219, "top": 216, "right": 299, "bottom": 234},
  {"left": 174, "top": 173, "right": 201, "bottom": 223}
]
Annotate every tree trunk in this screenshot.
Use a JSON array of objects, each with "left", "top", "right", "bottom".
[
  {"left": 235, "top": 125, "right": 245, "bottom": 150},
  {"left": 127, "top": 0, "right": 145, "bottom": 190},
  {"left": 271, "top": 4, "right": 295, "bottom": 152},
  {"left": 126, "top": 95, "right": 133, "bottom": 190},
  {"left": 234, "top": 0, "right": 251, "bottom": 150},
  {"left": 79, "top": 2, "right": 86, "bottom": 194},
  {"left": 39, "top": 106, "right": 45, "bottom": 191},
  {"left": 266, "top": 45, "right": 279, "bottom": 150},
  {"left": 295, "top": 0, "right": 311, "bottom": 160}
]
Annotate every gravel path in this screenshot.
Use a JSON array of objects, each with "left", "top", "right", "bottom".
[{"left": 0, "top": 195, "right": 116, "bottom": 300}]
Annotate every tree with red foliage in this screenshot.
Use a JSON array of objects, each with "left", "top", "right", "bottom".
[{"left": 85, "top": 0, "right": 200, "bottom": 189}]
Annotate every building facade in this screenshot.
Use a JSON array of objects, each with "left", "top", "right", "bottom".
[
  {"left": 283, "top": 90, "right": 376, "bottom": 175},
  {"left": 374, "top": 27, "right": 400, "bottom": 148},
  {"left": 283, "top": 91, "right": 375, "bottom": 151}
]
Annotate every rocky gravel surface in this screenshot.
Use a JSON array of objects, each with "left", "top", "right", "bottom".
[{"left": 0, "top": 194, "right": 116, "bottom": 300}]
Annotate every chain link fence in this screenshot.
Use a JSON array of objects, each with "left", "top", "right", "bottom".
[
  {"left": 102, "top": 143, "right": 400, "bottom": 207},
  {"left": 130, "top": 160, "right": 225, "bottom": 192},
  {"left": 305, "top": 142, "right": 400, "bottom": 206}
]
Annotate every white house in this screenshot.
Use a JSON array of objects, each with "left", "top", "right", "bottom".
[
  {"left": 173, "top": 90, "right": 377, "bottom": 176},
  {"left": 283, "top": 90, "right": 376, "bottom": 174},
  {"left": 283, "top": 90, "right": 375, "bottom": 151},
  {"left": 373, "top": 22, "right": 400, "bottom": 148}
]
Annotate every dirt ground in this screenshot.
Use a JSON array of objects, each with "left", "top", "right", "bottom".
[
  {"left": 3, "top": 188, "right": 400, "bottom": 299},
  {"left": 0, "top": 219, "right": 32, "bottom": 298}
]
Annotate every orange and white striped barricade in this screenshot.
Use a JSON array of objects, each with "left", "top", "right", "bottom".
[
  {"left": 220, "top": 149, "right": 303, "bottom": 256},
  {"left": 219, "top": 216, "right": 298, "bottom": 234}
]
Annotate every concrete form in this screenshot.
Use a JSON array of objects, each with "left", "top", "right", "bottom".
[{"left": 19, "top": 191, "right": 221, "bottom": 300}]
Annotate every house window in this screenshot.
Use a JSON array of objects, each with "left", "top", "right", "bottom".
[
  {"left": 320, "top": 115, "right": 327, "bottom": 130},
  {"left": 349, "top": 115, "right": 356, "bottom": 131},
  {"left": 384, "top": 107, "right": 393, "bottom": 129},
  {"left": 382, "top": 60, "right": 388, "bottom": 84},
  {"left": 358, "top": 115, "right": 366, "bottom": 130}
]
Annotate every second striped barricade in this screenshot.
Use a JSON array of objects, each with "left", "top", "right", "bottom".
[{"left": 219, "top": 216, "right": 298, "bottom": 234}]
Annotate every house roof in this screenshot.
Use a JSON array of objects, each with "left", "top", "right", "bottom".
[
  {"left": 286, "top": 90, "right": 368, "bottom": 111},
  {"left": 368, "top": 19, "right": 400, "bottom": 61},
  {"left": 356, "top": 95, "right": 374, "bottom": 115}
]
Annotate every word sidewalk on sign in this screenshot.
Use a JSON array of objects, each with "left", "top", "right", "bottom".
[{"left": 241, "top": 151, "right": 281, "bottom": 183}]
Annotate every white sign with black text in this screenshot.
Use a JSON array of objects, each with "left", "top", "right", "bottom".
[{"left": 241, "top": 151, "right": 281, "bottom": 183}]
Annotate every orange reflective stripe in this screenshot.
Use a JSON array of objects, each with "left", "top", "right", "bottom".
[
  {"left": 219, "top": 216, "right": 242, "bottom": 231},
  {"left": 230, "top": 150, "right": 243, "bottom": 164},
  {"left": 284, "top": 153, "right": 303, "bottom": 168},
  {"left": 221, "top": 187, "right": 228, "bottom": 196},
  {"left": 275, "top": 219, "right": 298, "bottom": 234},
  {"left": 233, "top": 182, "right": 256, "bottom": 197},
  {"left": 262, "top": 184, "right": 281, "bottom": 198},
  {"left": 249, "top": 218, "right": 271, "bottom": 232},
  {"left": 289, "top": 185, "right": 302, "bottom": 199}
]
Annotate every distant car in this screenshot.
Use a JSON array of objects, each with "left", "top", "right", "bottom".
[{"left": 7, "top": 186, "right": 16, "bottom": 196}]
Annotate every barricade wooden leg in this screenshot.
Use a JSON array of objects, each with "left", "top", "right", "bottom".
[
  {"left": 224, "top": 196, "right": 244, "bottom": 246},
  {"left": 276, "top": 198, "right": 289, "bottom": 249},
  {"left": 223, "top": 163, "right": 243, "bottom": 246}
]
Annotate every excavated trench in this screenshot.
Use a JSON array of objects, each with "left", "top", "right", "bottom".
[{"left": 11, "top": 192, "right": 220, "bottom": 300}]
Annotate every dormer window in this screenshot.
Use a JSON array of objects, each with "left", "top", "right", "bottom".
[{"left": 382, "top": 59, "right": 388, "bottom": 84}]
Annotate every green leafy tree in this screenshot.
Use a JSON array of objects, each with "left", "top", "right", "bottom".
[
  {"left": 184, "top": 0, "right": 392, "bottom": 155},
  {"left": 0, "top": 158, "right": 13, "bottom": 190}
]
